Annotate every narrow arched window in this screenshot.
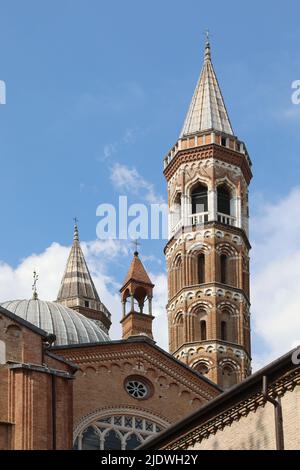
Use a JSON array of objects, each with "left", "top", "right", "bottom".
[
  {"left": 220, "top": 254, "right": 228, "bottom": 284},
  {"left": 217, "top": 185, "right": 231, "bottom": 215},
  {"left": 221, "top": 321, "right": 227, "bottom": 341},
  {"left": 191, "top": 184, "right": 208, "bottom": 214},
  {"left": 200, "top": 320, "right": 207, "bottom": 340},
  {"left": 198, "top": 254, "right": 205, "bottom": 284}
]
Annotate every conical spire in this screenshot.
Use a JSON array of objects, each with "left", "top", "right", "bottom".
[
  {"left": 57, "top": 223, "right": 110, "bottom": 327},
  {"left": 122, "top": 251, "right": 154, "bottom": 288},
  {"left": 180, "top": 37, "right": 234, "bottom": 137}
]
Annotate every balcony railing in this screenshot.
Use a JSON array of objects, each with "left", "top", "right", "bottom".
[
  {"left": 217, "top": 212, "right": 236, "bottom": 226},
  {"left": 171, "top": 219, "right": 183, "bottom": 235},
  {"left": 171, "top": 212, "right": 236, "bottom": 234},
  {"left": 189, "top": 212, "right": 209, "bottom": 225}
]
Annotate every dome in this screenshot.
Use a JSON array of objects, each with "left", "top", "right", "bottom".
[{"left": 1, "top": 299, "right": 110, "bottom": 346}]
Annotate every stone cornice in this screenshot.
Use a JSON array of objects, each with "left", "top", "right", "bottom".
[
  {"left": 167, "top": 283, "right": 251, "bottom": 309},
  {"left": 164, "top": 222, "right": 251, "bottom": 254},
  {"left": 164, "top": 144, "right": 252, "bottom": 184}
]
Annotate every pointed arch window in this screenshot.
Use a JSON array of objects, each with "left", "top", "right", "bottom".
[
  {"left": 217, "top": 185, "right": 231, "bottom": 215},
  {"left": 191, "top": 183, "right": 208, "bottom": 214},
  {"left": 74, "top": 415, "right": 165, "bottom": 450},
  {"left": 198, "top": 254, "right": 205, "bottom": 284}
]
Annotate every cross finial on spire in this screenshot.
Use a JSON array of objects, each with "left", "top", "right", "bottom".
[
  {"left": 73, "top": 217, "right": 79, "bottom": 241},
  {"left": 205, "top": 29, "right": 210, "bottom": 44},
  {"left": 131, "top": 238, "right": 141, "bottom": 256},
  {"left": 204, "top": 28, "right": 211, "bottom": 62},
  {"left": 32, "top": 270, "right": 39, "bottom": 300}
]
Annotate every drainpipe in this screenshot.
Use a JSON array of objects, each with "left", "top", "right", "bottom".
[
  {"left": 262, "top": 375, "right": 284, "bottom": 450},
  {"left": 52, "top": 374, "right": 57, "bottom": 450}
]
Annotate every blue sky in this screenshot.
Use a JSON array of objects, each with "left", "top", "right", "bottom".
[{"left": 1, "top": 0, "right": 300, "bottom": 367}]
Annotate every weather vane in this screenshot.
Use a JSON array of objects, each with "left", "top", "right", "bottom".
[
  {"left": 32, "top": 270, "right": 39, "bottom": 300},
  {"left": 73, "top": 216, "right": 79, "bottom": 225},
  {"left": 132, "top": 238, "right": 141, "bottom": 254}
]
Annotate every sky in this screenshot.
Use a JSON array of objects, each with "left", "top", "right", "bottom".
[{"left": 0, "top": 0, "right": 300, "bottom": 370}]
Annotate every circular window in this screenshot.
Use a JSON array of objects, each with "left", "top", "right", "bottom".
[{"left": 125, "top": 379, "right": 149, "bottom": 399}]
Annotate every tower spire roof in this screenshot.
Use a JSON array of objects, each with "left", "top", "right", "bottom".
[
  {"left": 180, "top": 37, "right": 234, "bottom": 137},
  {"left": 122, "top": 251, "right": 153, "bottom": 288},
  {"left": 57, "top": 222, "right": 101, "bottom": 304}
]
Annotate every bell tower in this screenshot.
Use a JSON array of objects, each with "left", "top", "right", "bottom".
[
  {"left": 120, "top": 250, "right": 155, "bottom": 340},
  {"left": 165, "top": 39, "right": 252, "bottom": 389}
]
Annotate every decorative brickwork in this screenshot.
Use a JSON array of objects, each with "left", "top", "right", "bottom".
[{"left": 165, "top": 41, "right": 252, "bottom": 389}]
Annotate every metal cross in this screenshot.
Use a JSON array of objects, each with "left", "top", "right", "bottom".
[
  {"left": 204, "top": 29, "right": 212, "bottom": 43},
  {"left": 132, "top": 238, "right": 141, "bottom": 253},
  {"left": 73, "top": 216, "right": 79, "bottom": 225},
  {"left": 32, "top": 270, "right": 39, "bottom": 300}
]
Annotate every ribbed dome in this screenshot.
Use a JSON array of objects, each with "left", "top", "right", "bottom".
[{"left": 1, "top": 299, "right": 110, "bottom": 346}]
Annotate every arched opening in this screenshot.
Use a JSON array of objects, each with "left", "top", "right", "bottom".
[
  {"left": 81, "top": 426, "right": 100, "bottom": 450},
  {"left": 221, "top": 321, "right": 227, "bottom": 341},
  {"left": 74, "top": 414, "right": 166, "bottom": 450},
  {"left": 126, "top": 433, "right": 142, "bottom": 450},
  {"left": 217, "top": 184, "right": 231, "bottom": 215},
  {"left": 104, "top": 430, "right": 122, "bottom": 450},
  {"left": 200, "top": 320, "right": 207, "bottom": 341},
  {"left": 242, "top": 257, "right": 250, "bottom": 297},
  {"left": 197, "top": 254, "right": 205, "bottom": 284},
  {"left": 175, "top": 314, "right": 184, "bottom": 349},
  {"left": 122, "top": 284, "right": 153, "bottom": 316},
  {"left": 220, "top": 254, "right": 228, "bottom": 284},
  {"left": 133, "top": 286, "right": 148, "bottom": 314},
  {"left": 171, "top": 192, "right": 182, "bottom": 233},
  {"left": 195, "top": 362, "right": 209, "bottom": 375},
  {"left": 173, "top": 255, "right": 183, "bottom": 293},
  {"left": 193, "top": 308, "right": 208, "bottom": 342},
  {"left": 222, "top": 365, "right": 237, "bottom": 390},
  {"left": 191, "top": 183, "right": 208, "bottom": 215}
]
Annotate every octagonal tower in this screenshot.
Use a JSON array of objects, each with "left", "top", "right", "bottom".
[{"left": 165, "top": 39, "right": 252, "bottom": 389}]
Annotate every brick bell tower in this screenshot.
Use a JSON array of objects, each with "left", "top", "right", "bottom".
[
  {"left": 165, "top": 38, "right": 252, "bottom": 389},
  {"left": 120, "top": 250, "right": 155, "bottom": 340}
]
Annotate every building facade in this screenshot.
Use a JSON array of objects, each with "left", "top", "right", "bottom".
[{"left": 165, "top": 39, "right": 252, "bottom": 388}]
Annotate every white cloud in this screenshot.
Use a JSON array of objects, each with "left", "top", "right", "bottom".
[
  {"left": 251, "top": 187, "right": 300, "bottom": 369},
  {"left": 103, "top": 143, "right": 118, "bottom": 160},
  {"left": 0, "top": 239, "right": 128, "bottom": 341},
  {"left": 150, "top": 272, "right": 168, "bottom": 351},
  {"left": 110, "top": 163, "right": 165, "bottom": 204},
  {"left": 0, "top": 243, "right": 69, "bottom": 302},
  {"left": 0, "top": 236, "right": 168, "bottom": 348}
]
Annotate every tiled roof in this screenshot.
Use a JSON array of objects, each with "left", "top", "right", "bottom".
[{"left": 122, "top": 252, "right": 153, "bottom": 288}]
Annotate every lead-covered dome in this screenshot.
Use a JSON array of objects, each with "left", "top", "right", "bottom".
[{"left": 1, "top": 299, "right": 110, "bottom": 346}]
